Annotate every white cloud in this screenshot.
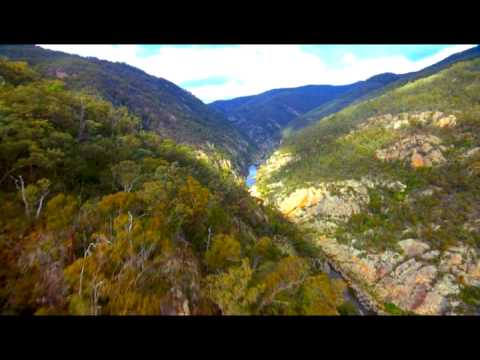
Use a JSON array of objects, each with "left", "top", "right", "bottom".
[
  {"left": 38, "top": 44, "right": 477, "bottom": 103},
  {"left": 341, "top": 52, "right": 357, "bottom": 65}
]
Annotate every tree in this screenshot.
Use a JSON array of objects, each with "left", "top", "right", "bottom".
[
  {"left": 251, "top": 236, "right": 280, "bottom": 269},
  {"left": 0, "top": 58, "right": 39, "bottom": 85},
  {"left": 204, "top": 234, "right": 241, "bottom": 271},
  {"left": 257, "top": 256, "right": 309, "bottom": 311},
  {"left": 297, "top": 274, "right": 346, "bottom": 315},
  {"left": 204, "top": 259, "right": 263, "bottom": 315},
  {"left": 13, "top": 176, "right": 51, "bottom": 219},
  {"left": 111, "top": 160, "right": 142, "bottom": 192}
]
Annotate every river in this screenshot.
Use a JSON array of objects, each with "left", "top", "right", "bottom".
[
  {"left": 245, "top": 164, "right": 373, "bottom": 315},
  {"left": 246, "top": 164, "right": 257, "bottom": 188}
]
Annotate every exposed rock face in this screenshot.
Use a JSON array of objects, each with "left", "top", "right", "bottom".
[
  {"left": 55, "top": 69, "right": 68, "bottom": 79},
  {"left": 316, "top": 233, "right": 479, "bottom": 315},
  {"left": 255, "top": 108, "right": 480, "bottom": 315},
  {"left": 462, "top": 147, "right": 480, "bottom": 159},
  {"left": 375, "top": 134, "right": 447, "bottom": 168},
  {"left": 355, "top": 111, "right": 457, "bottom": 132},
  {"left": 275, "top": 180, "right": 370, "bottom": 221},
  {"left": 398, "top": 239, "right": 430, "bottom": 257},
  {"left": 257, "top": 168, "right": 479, "bottom": 314},
  {"left": 195, "top": 149, "right": 242, "bottom": 183},
  {"left": 262, "top": 150, "right": 297, "bottom": 175}
]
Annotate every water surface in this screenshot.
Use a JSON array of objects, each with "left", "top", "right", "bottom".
[{"left": 246, "top": 165, "right": 257, "bottom": 188}]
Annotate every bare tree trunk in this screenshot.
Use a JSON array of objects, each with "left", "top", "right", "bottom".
[
  {"left": 79, "top": 242, "right": 95, "bottom": 297},
  {"left": 92, "top": 281, "right": 103, "bottom": 316},
  {"left": 127, "top": 211, "right": 134, "bottom": 233},
  {"left": 35, "top": 190, "right": 50, "bottom": 219},
  {"left": 13, "top": 175, "right": 30, "bottom": 218}
]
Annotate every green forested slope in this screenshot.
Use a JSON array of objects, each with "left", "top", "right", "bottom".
[
  {"left": 255, "top": 58, "right": 480, "bottom": 314},
  {"left": 263, "top": 58, "right": 480, "bottom": 190},
  {"left": 211, "top": 84, "right": 352, "bottom": 159},
  {"left": 286, "top": 45, "right": 480, "bottom": 134},
  {"left": 0, "top": 58, "right": 348, "bottom": 315},
  {"left": 0, "top": 45, "right": 255, "bottom": 173}
]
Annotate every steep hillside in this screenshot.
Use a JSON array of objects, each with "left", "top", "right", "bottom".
[
  {"left": 211, "top": 84, "right": 354, "bottom": 160},
  {"left": 288, "top": 45, "right": 480, "bottom": 133},
  {"left": 211, "top": 66, "right": 448, "bottom": 160},
  {"left": 286, "top": 73, "right": 400, "bottom": 132},
  {"left": 254, "top": 57, "right": 480, "bottom": 315},
  {"left": 0, "top": 45, "right": 255, "bottom": 174},
  {"left": 0, "top": 58, "right": 350, "bottom": 315}
]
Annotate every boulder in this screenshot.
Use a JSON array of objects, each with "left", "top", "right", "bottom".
[
  {"left": 434, "top": 115, "right": 457, "bottom": 128},
  {"left": 411, "top": 152, "right": 425, "bottom": 168},
  {"left": 421, "top": 250, "right": 440, "bottom": 260},
  {"left": 398, "top": 239, "right": 430, "bottom": 257}
]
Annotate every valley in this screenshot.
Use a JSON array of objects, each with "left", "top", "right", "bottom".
[
  {"left": 2, "top": 44, "right": 480, "bottom": 315},
  {"left": 246, "top": 162, "right": 373, "bottom": 314}
]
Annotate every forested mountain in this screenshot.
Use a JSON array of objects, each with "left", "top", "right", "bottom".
[
  {"left": 253, "top": 56, "right": 480, "bottom": 315},
  {"left": 3, "top": 43, "right": 480, "bottom": 316},
  {"left": 288, "top": 45, "right": 480, "bottom": 133},
  {"left": 0, "top": 45, "right": 255, "bottom": 174},
  {"left": 212, "top": 46, "right": 480, "bottom": 162},
  {"left": 286, "top": 73, "right": 400, "bottom": 132},
  {"left": 210, "top": 84, "right": 354, "bottom": 159},
  {"left": 0, "top": 58, "right": 349, "bottom": 315}
]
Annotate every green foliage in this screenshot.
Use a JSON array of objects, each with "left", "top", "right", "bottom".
[
  {"left": 296, "top": 274, "right": 345, "bottom": 315},
  {"left": 205, "top": 234, "right": 242, "bottom": 271},
  {"left": 0, "top": 58, "right": 344, "bottom": 315},
  {"left": 384, "top": 302, "right": 404, "bottom": 315},
  {"left": 459, "top": 286, "right": 480, "bottom": 307},
  {"left": 0, "top": 57, "right": 39, "bottom": 85},
  {"left": 337, "top": 301, "right": 360, "bottom": 315},
  {"left": 204, "top": 259, "right": 263, "bottom": 315},
  {"left": 262, "top": 58, "right": 480, "bottom": 193},
  {"left": 110, "top": 160, "right": 142, "bottom": 192},
  {"left": 383, "top": 302, "right": 416, "bottom": 315},
  {"left": 0, "top": 45, "right": 256, "bottom": 173}
]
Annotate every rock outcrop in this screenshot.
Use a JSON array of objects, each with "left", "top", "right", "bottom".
[
  {"left": 375, "top": 134, "right": 447, "bottom": 168},
  {"left": 315, "top": 233, "right": 479, "bottom": 315},
  {"left": 255, "top": 108, "right": 480, "bottom": 315}
]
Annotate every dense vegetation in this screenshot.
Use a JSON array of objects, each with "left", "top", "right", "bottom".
[
  {"left": 254, "top": 55, "right": 480, "bottom": 315},
  {"left": 261, "top": 58, "right": 480, "bottom": 192},
  {"left": 0, "top": 45, "right": 255, "bottom": 174},
  {"left": 285, "top": 73, "right": 400, "bottom": 132},
  {"left": 286, "top": 45, "right": 480, "bottom": 134},
  {"left": 211, "top": 84, "right": 353, "bottom": 159},
  {"left": 209, "top": 46, "right": 480, "bottom": 163},
  {"left": 256, "top": 57, "right": 480, "bottom": 259},
  {"left": 0, "top": 58, "right": 350, "bottom": 315}
]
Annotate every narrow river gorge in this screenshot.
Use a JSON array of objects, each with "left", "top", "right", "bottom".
[{"left": 245, "top": 164, "right": 374, "bottom": 315}]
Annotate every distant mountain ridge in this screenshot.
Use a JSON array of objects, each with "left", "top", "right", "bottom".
[
  {"left": 210, "top": 84, "right": 354, "bottom": 159},
  {"left": 253, "top": 54, "right": 480, "bottom": 315},
  {"left": 211, "top": 45, "right": 480, "bottom": 160},
  {"left": 288, "top": 45, "right": 480, "bottom": 132},
  {"left": 209, "top": 71, "right": 409, "bottom": 159}
]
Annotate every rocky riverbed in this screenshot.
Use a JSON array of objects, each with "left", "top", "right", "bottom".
[{"left": 246, "top": 163, "right": 373, "bottom": 315}]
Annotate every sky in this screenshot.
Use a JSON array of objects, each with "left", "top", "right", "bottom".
[{"left": 38, "top": 44, "right": 477, "bottom": 103}]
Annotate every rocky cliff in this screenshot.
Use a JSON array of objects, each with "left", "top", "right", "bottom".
[{"left": 254, "top": 109, "right": 480, "bottom": 315}]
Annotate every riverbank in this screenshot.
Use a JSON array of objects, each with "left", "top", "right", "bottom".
[{"left": 326, "top": 258, "right": 383, "bottom": 315}]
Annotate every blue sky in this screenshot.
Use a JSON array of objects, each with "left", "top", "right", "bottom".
[{"left": 39, "top": 44, "right": 476, "bottom": 103}]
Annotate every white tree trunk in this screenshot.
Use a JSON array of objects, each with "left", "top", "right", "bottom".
[{"left": 13, "top": 175, "right": 30, "bottom": 218}]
